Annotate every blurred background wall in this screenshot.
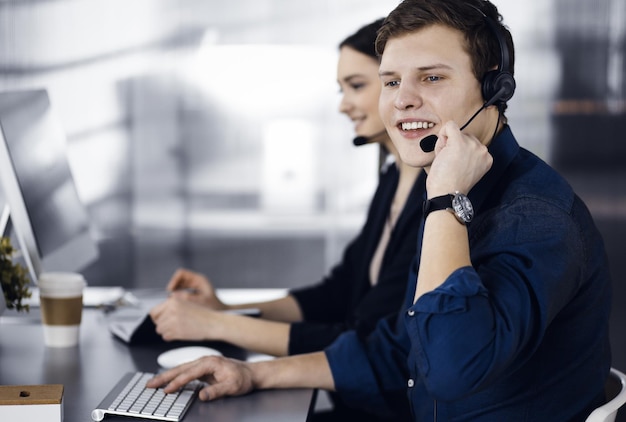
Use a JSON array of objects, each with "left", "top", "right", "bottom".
[{"left": 0, "top": 0, "right": 624, "bottom": 380}]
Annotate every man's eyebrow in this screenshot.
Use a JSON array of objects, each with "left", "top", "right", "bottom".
[
  {"left": 379, "top": 63, "right": 453, "bottom": 77},
  {"left": 378, "top": 69, "right": 397, "bottom": 77},
  {"left": 418, "top": 63, "right": 453, "bottom": 71}
]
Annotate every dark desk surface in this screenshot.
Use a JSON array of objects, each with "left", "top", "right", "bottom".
[{"left": 0, "top": 300, "right": 315, "bottom": 422}]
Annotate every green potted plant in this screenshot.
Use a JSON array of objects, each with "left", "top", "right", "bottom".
[{"left": 0, "top": 236, "right": 31, "bottom": 312}]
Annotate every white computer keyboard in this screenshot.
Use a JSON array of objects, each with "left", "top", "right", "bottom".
[{"left": 91, "top": 371, "right": 200, "bottom": 421}]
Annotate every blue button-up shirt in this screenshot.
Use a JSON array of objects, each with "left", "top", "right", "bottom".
[{"left": 326, "top": 126, "right": 612, "bottom": 421}]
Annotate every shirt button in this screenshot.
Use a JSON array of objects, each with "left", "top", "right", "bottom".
[
  {"left": 407, "top": 309, "right": 415, "bottom": 316},
  {"left": 408, "top": 379, "right": 415, "bottom": 388}
]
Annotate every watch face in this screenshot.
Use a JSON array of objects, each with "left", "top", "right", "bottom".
[{"left": 452, "top": 193, "right": 474, "bottom": 223}]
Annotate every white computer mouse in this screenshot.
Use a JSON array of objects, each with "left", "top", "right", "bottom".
[{"left": 157, "top": 346, "right": 223, "bottom": 369}]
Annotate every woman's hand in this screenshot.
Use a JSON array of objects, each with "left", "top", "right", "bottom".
[
  {"left": 149, "top": 297, "right": 226, "bottom": 342},
  {"left": 166, "top": 268, "right": 227, "bottom": 310}
]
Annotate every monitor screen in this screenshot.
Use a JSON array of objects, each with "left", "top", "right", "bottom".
[{"left": 0, "top": 89, "right": 98, "bottom": 284}]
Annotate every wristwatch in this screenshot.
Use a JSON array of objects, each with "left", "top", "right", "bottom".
[{"left": 423, "top": 191, "right": 474, "bottom": 224}]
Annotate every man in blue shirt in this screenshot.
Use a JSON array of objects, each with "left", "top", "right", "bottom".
[{"left": 148, "top": 1, "right": 612, "bottom": 420}]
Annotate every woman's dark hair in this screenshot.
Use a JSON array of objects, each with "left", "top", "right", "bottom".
[{"left": 339, "top": 18, "right": 385, "bottom": 60}]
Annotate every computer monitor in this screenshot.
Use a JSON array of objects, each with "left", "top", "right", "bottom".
[{"left": 0, "top": 89, "right": 98, "bottom": 287}]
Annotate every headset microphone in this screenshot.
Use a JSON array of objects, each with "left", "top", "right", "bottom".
[
  {"left": 353, "top": 130, "right": 387, "bottom": 147},
  {"left": 419, "top": 102, "right": 488, "bottom": 153},
  {"left": 419, "top": 134, "right": 439, "bottom": 153},
  {"left": 352, "top": 136, "right": 369, "bottom": 146}
]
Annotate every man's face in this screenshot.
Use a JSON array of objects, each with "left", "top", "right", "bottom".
[{"left": 378, "top": 24, "right": 489, "bottom": 168}]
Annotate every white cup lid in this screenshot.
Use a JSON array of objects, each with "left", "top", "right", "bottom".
[{"left": 38, "top": 272, "right": 86, "bottom": 297}]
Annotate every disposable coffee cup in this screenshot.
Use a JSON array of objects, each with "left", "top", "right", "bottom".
[{"left": 38, "top": 272, "right": 86, "bottom": 347}]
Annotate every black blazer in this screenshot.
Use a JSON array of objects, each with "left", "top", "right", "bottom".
[{"left": 288, "top": 164, "right": 425, "bottom": 354}]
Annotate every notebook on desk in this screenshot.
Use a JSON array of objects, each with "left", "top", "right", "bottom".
[{"left": 108, "top": 312, "right": 163, "bottom": 344}]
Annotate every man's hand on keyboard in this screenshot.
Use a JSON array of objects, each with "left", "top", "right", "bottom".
[{"left": 146, "top": 356, "right": 254, "bottom": 401}]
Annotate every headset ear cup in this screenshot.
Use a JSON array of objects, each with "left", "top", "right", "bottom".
[
  {"left": 482, "top": 70, "right": 516, "bottom": 106},
  {"left": 493, "top": 71, "right": 516, "bottom": 103}
]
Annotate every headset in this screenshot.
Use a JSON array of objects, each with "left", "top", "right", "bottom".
[{"left": 474, "top": 4, "right": 516, "bottom": 107}]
